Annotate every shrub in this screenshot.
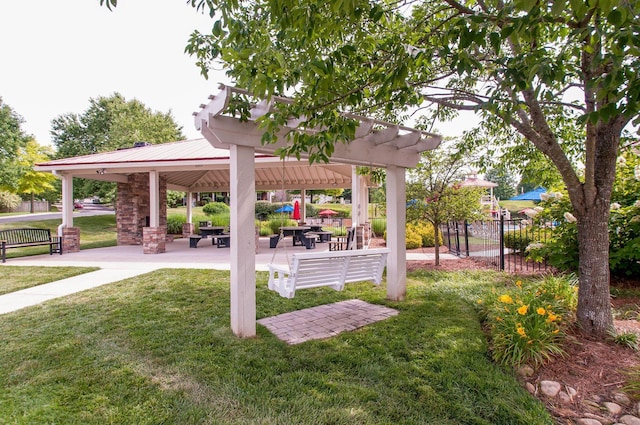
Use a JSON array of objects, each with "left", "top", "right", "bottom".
[
  {"left": 0, "top": 191, "right": 21, "bottom": 212},
  {"left": 255, "top": 201, "right": 278, "bottom": 220},
  {"left": 478, "top": 274, "right": 578, "bottom": 368},
  {"left": 203, "top": 202, "right": 230, "bottom": 216},
  {"left": 504, "top": 230, "right": 532, "bottom": 252},
  {"left": 405, "top": 229, "right": 422, "bottom": 249},
  {"left": 166, "top": 214, "right": 186, "bottom": 234},
  {"left": 406, "top": 222, "right": 442, "bottom": 247},
  {"left": 209, "top": 214, "right": 230, "bottom": 227},
  {"left": 267, "top": 217, "right": 297, "bottom": 235},
  {"left": 166, "top": 191, "right": 185, "bottom": 208},
  {"left": 371, "top": 218, "right": 386, "bottom": 237}
]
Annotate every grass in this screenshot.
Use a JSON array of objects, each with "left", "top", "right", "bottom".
[
  {"left": 499, "top": 200, "right": 536, "bottom": 215},
  {"left": 0, "top": 215, "right": 117, "bottom": 260},
  {"left": 0, "top": 266, "right": 98, "bottom": 295},
  {"left": 0, "top": 267, "right": 553, "bottom": 424}
]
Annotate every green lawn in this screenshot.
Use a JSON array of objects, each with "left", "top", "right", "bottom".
[
  {"left": 0, "top": 268, "right": 552, "bottom": 424},
  {"left": 499, "top": 200, "right": 536, "bottom": 215},
  {"left": 0, "top": 266, "right": 98, "bottom": 295},
  {"left": 0, "top": 215, "right": 117, "bottom": 261}
]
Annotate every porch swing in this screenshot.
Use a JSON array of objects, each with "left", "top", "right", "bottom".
[{"left": 266, "top": 158, "right": 390, "bottom": 299}]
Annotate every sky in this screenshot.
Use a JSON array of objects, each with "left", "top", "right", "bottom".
[{"left": 0, "top": 0, "right": 477, "bottom": 149}]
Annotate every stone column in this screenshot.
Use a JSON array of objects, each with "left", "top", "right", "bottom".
[
  {"left": 182, "top": 222, "right": 194, "bottom": 237},
  {"left": 143, "top": 226, "right": 167, "bottom": 254},
  {"left": 62, "top": 227, "right": 80, "bottom": 253}
]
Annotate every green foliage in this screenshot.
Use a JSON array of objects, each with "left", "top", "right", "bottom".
[
  {"left": 16, "top": 140, "right": 57, "bottom": 198},
  {"left": 0, "top": 191, "right": 21, "bottom": 212},
  {"left": 526, "top": 150, "right": 640, "bottom": 278},
  {"left": 405, "top": 228, "right": 423, "bottom": 249},
  {"left": 52, "top": 93, "right": 184, "bottom": 158},
  {"left": 267, "top": 217, "right": 297, "bottom": 234},
  {"left": 478, "top": 275, "right": 578, "bottom": 367},
  {"left": 255, "top": 200, "right": 280, "bottom": 220},
  {"left": 371, "top": 218, "right": 386, "bottom": 236},
  {"left": 202, "top": 201, "right": 230, "bottom": 216},
  {"left": 166, "top": 214, "right": 186, "bottom": 234},
  {"left": 611, "top": 331, "right": 638, "bottom": 351},
  {"left": 503, "top": 230, "right": 533, "bottom": 252},
  {"left": 485, "top": 167, "right": 517, "bottom": 201},
  {"left": 408, "top": 221, "right": 442, "bottom": 247},
  {"left": 0, "top": 98, "right": 30, "bottom": 192},
  {"left": 166, "top": 191, "right": 185, "bottom": 208}
]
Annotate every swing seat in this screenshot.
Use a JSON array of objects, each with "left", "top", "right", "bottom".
[{"left": 267, "top": 248, "right": 390, "bottom": 299}]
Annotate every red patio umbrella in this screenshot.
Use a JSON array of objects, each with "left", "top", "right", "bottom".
[
  {"left": 318, "top": 209, "right": 338, "bottom": 217},
  {"left": 292, "top": 200, "right": 301, "bottom": 220}
]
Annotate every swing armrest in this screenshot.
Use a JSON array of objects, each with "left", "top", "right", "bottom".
[{"left": 267, "top": 264, "right": 291, "bottom": 294}]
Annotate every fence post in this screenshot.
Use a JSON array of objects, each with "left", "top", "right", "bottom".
[
  {"left": 499, "top": 215, "right": 505, "bottom": 271},
  {"left": 464, "top": 220, "right": 470, "bottom": 257},
  {"left": 454, "top": 221, "right": 460, "bottom": 255}
]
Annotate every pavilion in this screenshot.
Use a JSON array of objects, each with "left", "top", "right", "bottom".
[{"left": 36, "top": 84, "right": 442, "bottom": 337}]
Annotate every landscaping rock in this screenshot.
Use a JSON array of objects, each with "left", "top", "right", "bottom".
[
  {"left": 620, "top": 415, "right": 640, "bottom": 425},
  {"left": 540, "top": 380, "right": 562, "bottom": 397},
  {"left": 525, "top": 382, "right": 536, "bottom": 394},
  {"left": 605, "top": 402, "right": 623, "bottom": 415},
  {"left": 577, "top": 418, "right": 604, "bottom": 425},
  {"left": 518, "top": 365, "right": 535, "bottom": 377},
  {"left": 614, "top": 393, "right": 632, "bottom": 405}
]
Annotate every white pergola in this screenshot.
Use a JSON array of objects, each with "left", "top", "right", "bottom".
[{"left": 194, "top": 84, "right": 442, "bottom": 337}]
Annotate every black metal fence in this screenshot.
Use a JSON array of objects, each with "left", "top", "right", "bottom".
[{"left": 440, "top": 216, "right": 551, "bottom": 273}]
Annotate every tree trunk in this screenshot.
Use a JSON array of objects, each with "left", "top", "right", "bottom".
[
  {"left": 30, "top": 193, "right": 34, "bottom": 214},
  {"left": 575, "top": 202, "right": 613, "bottom": 336},
  {"left": 433, "top": 223, "right": 440, "bottom": 266}
]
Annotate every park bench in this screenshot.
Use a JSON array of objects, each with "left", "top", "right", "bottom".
[
  {"left": 267, "top": 248, "right": 389, "bottom": 298},
  {"left": 0, "top": 228, "right": 62, "bottom": 263}
]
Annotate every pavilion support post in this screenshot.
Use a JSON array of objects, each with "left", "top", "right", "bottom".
[
  {"left": 183, "top": 192, "right": 194, "bottom": 237},
  {"left": 61, "top": 174, "right": 74, "bottom": 229},
  {"left": 230, "top": 144, "right": 257, "bottom": 338},
  {"left": 301, "top": 189, "right": 307, "bottom": 224},
  {"left": 143, "top": 171, "right": 166, "bottom": 254},
  {"left": 385, "top": 166, "right": 407, "bottom": 301},
  {"left": 59, "top": 174, "right": 80, "bottom": 253}
]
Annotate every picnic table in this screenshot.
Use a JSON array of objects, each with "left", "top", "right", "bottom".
[
  {"left": 199, "top": 226, "right": 226, "bottom": 238},
  {"left": 279, "top": 226, "right": 311, "bottom": 247}
]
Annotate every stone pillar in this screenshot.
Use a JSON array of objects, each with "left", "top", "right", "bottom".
[
  {"left": 182, "top": 222, "right": 194, "bottom": 237},
  {"left": 116, "top": 173, "right": 167, "bottom": 246},
  {"left": 143, "top": 226, "right": 167, "bottom": 254},
  {"left": 62, "top": 227, "right": 80, "bottom": 253}
]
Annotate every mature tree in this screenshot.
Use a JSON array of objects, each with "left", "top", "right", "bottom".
[
  {"left": 16, "top": 139, "right": 57, "bottom": 213},
  {"left": 485, "top": 167, "right": 517, "bottom": 201},
  {"left": 51, "top": 93, "right": 185, "bottom": 158},
  {"left": 0, "top": 98, "right": 30, "bottom": 192},
  {"left": 102, "top": 0, "right": 639, "bottom": 336},
  {"left": 51, "top": 93, "right": 185, "bottom": 201},
  {"left": 407, "top": 145, "right": 484, "bottom": 265}
]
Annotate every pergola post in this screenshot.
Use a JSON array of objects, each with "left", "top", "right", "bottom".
[
  {"left": 385, "top": 166, "right": 407, "bottom": 301},
  {"left": 230, "top": 144, "right": 257, "bottom": 337}
]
